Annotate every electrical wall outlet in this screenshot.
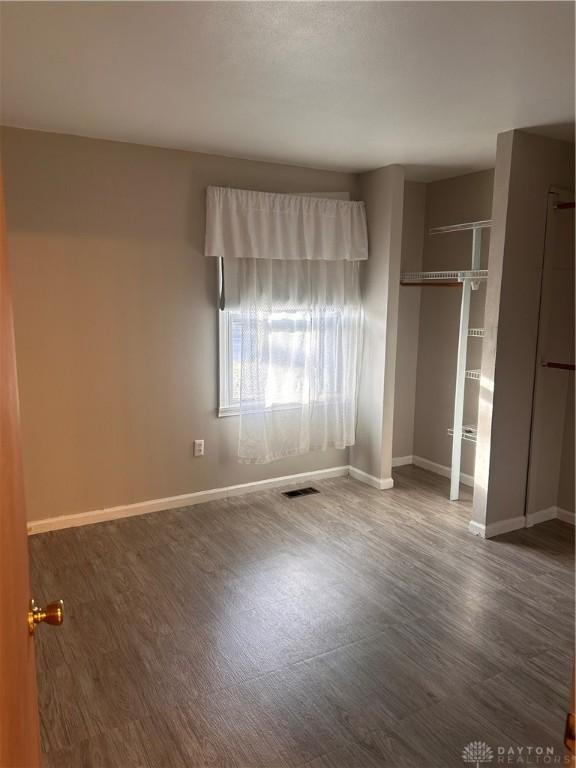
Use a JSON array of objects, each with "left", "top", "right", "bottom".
[{"left": 193, "top": 439, "right": 205, "bottom": 457}]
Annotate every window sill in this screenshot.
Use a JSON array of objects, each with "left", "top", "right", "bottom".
[
  {"left": 217, "top": 402, "right": 310, "bottom": 418},
  {"left": 218, "top": 406, "right": 240, "bottom": 418}
]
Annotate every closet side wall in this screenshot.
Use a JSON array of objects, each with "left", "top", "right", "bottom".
[
  {"left": 558, "top": 395, "right": 575, "bottom": 515},
  {"left": 412, "top": 170, "right": 494, "bottom": 476},
  {"left": 525, "top": 199, "right": 574, "bottom": 521},
  {"left": 393, "top": 181, "right": 425, "bottom": 461},
  {"left": 473, "top": 130, "right": 574, "bottom": 530},
  {"left": 552, "top": 205, "right": 574, "bottom": 518},
  {"left": 352, "top": 165, "right": 405, "bottom": 485}
]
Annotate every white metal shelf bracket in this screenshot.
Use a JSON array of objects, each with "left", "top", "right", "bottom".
[{"left": 450, "top": 227, "right": 482, "bottom": 500}]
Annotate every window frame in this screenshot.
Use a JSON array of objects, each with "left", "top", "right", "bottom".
[
  {"left": 218, "top": 307, "right": 239, "bottom": 417},
  {"left": 218, "top": 305, "right": 352, "bottom": 418}
]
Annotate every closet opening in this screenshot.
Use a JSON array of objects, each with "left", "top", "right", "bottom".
[{"left": 392, "top": 171, "right": 493, "bottom": 508}]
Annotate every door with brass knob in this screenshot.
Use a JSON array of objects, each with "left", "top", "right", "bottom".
[
  {"left": 0, "top": 173, "right": 43, "bottom": 766},
  {"left": 28, "top": 599, "right": 64, "bottom": 635}
]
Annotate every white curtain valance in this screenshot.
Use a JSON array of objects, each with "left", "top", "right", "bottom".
[
  {"left": 221, "top": 259, "right": 361, "bottom": 311},
  {"left": 205, "top": 186, "right": 368, "bottom": 261}
]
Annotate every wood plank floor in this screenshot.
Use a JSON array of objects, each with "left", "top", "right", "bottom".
[{"left": 29, "top": 466, "right": 574, "bottom": 768}]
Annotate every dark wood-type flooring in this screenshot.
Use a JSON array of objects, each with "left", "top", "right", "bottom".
[{"left": 29, "top": 466, "right": 575, "bottom": 767}]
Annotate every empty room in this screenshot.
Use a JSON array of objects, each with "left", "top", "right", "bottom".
[{"left": 0, "top": 2, "right": 575, "bottom": 767}]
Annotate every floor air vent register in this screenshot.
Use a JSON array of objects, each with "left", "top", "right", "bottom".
[{"left": 282, "top": 487, "right": 320, "bottom": 499}]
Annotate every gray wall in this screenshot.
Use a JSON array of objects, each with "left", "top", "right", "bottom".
[
  {"left": 525, "top": 194, "right": 574, "bottom": 517},
  {"left": 393, "top": 182, "right": 424, "bottom": 460},
  {"left": 2, "top": 127, "right": 360, "bottom": 521},
  {"left": 558, "top": 392, "right": 575, "bottom": 513},
  {"left": 473, "top": 130, "right": 575, "bottom": 528},
  {"left": 412, "top": 170, "right": 494, "bottom": 475},
  {"left": 351, "top": 165, "right": 405, "bottom": 483}
]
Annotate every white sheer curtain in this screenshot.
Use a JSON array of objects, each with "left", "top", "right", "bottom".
[
  {"left": 206, "top": 186, "right": 368, "bottom": 464},
  {"left": 236, "top": 259, "right": 362, "bottom": 462}
]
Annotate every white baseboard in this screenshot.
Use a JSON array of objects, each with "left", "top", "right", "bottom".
[
  {"left": 471, "top": 506, "right": 575, "bottom": 539},
  {"left": 411, "top": 455, "right": 474, "bottom": 487},
  {"left": 484, "top": 516, "right": 528, "bottom": 537},
  {"left": 468, "top": 520, "right": 487, "bottom": 537},
  {"left": 391, "top": 455, "right": 413, "bottom": 467},
  {"left": 468, "top": 515, "right": 527, "bottom": 539},
  {"left": 348, "top": 466, "right": 394, "bottom": 490},
  {"left": 402, "top": 457, "right": 575, "bottom": 533},
  {"left": 557, "top": 507, "right": 576, "bottom": 525},
  {"left": 526, "top": 506, "right": 575, "bottom": 527},
  {"left": 525, "top": 507, "right": 558, "bottom": 527},
  {"left": 28, "top": 460, "right": 574, "bottom": 537},
  {"left": 27, "top": 465, "right": 350, "bottom": 535}
]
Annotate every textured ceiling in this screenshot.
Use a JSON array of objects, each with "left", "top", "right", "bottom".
[{"left": 1, "top": 1, "right": 574, "bottom": 180}]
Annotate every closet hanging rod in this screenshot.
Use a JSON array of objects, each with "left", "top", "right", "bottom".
[
  {"left": 429, "top": 220, "right": 492, "bottom": 235},
  {"left": 541, "top": 361, "right": 575, "bottom": 371},
  {"left": 554, "top": 202, "right": 575, "bottom": 210}
]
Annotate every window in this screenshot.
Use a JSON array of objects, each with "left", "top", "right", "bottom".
[
  {"left": 207, "top": 185, "right": 366, "bottom": 462},
  {"left": 219, "top": 306, "right": 345, "bottom": 416}
]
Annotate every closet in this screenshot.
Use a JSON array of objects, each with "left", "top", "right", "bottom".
[
  {"left": 525, "top": 191, "right": 575, "bottom": 522},
  {"left": 395, "top": 172, "right": 575, "bottom": 530},
  {"left": 394, "top": 171, "right": 494, "bottom": 502},
  {"left": 401, "top": 220, "right": 490, "bottom": 500}
]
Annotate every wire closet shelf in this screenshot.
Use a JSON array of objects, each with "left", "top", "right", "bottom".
[
  {"left": 447, "top": 425, "right": 478, "bottom": 444},
  {"left": 400, "top": 269, "right": 488, "bottom": 286},
  {"left": 399, "top": 218, "right": 491, "bottom": 500}
]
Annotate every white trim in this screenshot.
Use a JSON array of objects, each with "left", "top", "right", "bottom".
[
  {"left": 469, "top": 506, "right": 575, "bottom": 539},
  {"left": 450, "top": 236, "right": 474, "bottom": 500},
  {"left": 412, "top": 455, "right": 474, "bottom": 487},
  {"left": 468, "top": 516, "right": 526, "bottom": 539},
  {"left": 526, "top": 506, "right": 575, "bottom": 527},
  {"left": 348, "top": 466, "right": 394, "bottom": 490},
  {"left": 218, "top": 404, "right": 239, "bottom": 418},
  {"left": 391, "top": 455, "right": 413, "bottom": 467},
  {"left": 218, "top": 295, "right": 236, "bottom": 416},
  {"left": 468, "top": 520, "right": 487, "bottom": 537},
  {"left": 525, "top": 507, "right": 558, "bottom": 527},
  {"left": 219, "top": 401, "right": 310, "bottom": 419},
  {"left": 27, "top": 465, "right": 349, "bottom": 535},
  {"left": 485, "top": 516, "right": 528, "bottom": 537},
  {"left": 557, "top": 507, "right": 576, "bottom": 525},
  {"left": 27, "top": 460, "right": 574, "bottom": 536}
]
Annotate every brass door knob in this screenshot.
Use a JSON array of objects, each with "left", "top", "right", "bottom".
[{"left": 28, "top": 599, "right": 64, "bottom": 635}]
